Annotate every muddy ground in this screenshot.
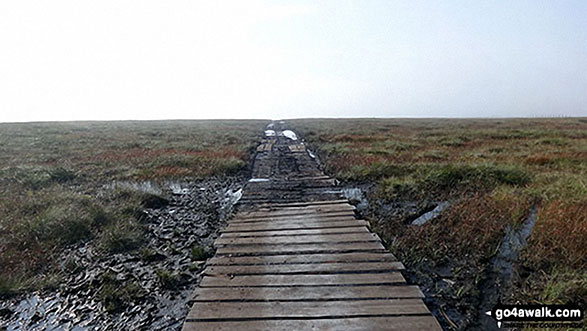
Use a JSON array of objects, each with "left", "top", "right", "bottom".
[{"left": 0, "top": 177, "right": 244, "bottom": 330}]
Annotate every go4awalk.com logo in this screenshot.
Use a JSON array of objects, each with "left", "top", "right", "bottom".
[{"left": 486, "top": 301, "right": 584, "bottom": 329}]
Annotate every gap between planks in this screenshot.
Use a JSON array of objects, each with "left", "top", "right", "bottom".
[
  {"left": 199, "top": 272, "right": 406, "bottom": 287},
  {"left": 207, "top": 252, "right": 399, "bottom": 266},
  {"left": 203, "top": 261, "right": 405, "bottom": 276}
]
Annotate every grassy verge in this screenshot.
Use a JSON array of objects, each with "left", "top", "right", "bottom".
[
  {"left": 0, "top": 120, "right": 266, "bottom": 297},
  {"left": 292, "top": 118, "right": 586, "bottom": 324}
]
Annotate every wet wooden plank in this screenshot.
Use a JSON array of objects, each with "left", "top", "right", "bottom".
[
  {"left": 257, "top": 198, "right": 347, "bottom": 208},
  {"left": 204, "top": 261, "right": 405, "bottom": 275},
  {"left": 230, "top": 210, "right": 356, "bottom": 223},
  {"left": 187, "top": 298, "right": 425, "bottom": 319},
  {"left": 183, "top": 316, "right": 442, "bottom": 331},
  {"left": 242, "top": 203, "right": 355, "bottom": 214},
  {"left": 199, "top": 272, "right": 406, "bottom": 287},
  {"left": 245, "top": 179, "right": 337, "bottom": 190},
  {"left": 254, "top": 201, "right": 351, "bottom": 212},
  {"left": 266, "top": 185, "right": 338, "bottom": 193},
  {"left": 235, "top": 205, "right": 355, "bottom": 219},
  {"left": 215, "top": 241, "right": 386, "bottom": 256},
  {"left": 228, "top": 211, "right": 356, "bottom": 223},
  {"left": 226, "top": 216, "right": 359, "bottom": 226},
  {"left": 207, "top": 252, "right": 398, "bottom": 266},
  {"left": 219, "top": 227, "right": 370, "bottom": 238},
  {"left": 193, "top": 285, "right": 424, "bottom": 301},
  {"left": 288, "top": 144, "right": 306, "bottom": 152},
  {"left": 215, "top": 232, "right": 380, "bottom": 246},
  {"left": 256, "top": 144, "right": 272, "bottom": 152},
  {"left": 222, "top": 220, "right": 368, "bottom": 233}
]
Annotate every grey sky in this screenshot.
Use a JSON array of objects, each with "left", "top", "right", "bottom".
[{"left": 1, "top": 0, "right": 586, "bottom": 122}]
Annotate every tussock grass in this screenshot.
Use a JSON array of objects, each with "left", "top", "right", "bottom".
[
  {"left": 292, "top": 117, "right": 586, "bottom": 308},
  {"left": 190, "top": 245, "right": 212, "bottom": 261},
  {"left": 156, "top": 269, "right": 182, "bottom": 290},
  {"left": 97, "top": 272, "right": 145, "bottom": 313},
  {"left": 0, "top": 120, "right": 266, "bottom": 297}
]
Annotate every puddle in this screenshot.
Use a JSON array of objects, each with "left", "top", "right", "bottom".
[
  {"left": 319, "top": 187, "right": 369, "bottom": 212},
  {"left": 411, "top": 202, "right": 450, "bottom": 226},
  {"left": 264, "top": 130, "right": 276, "bottom": 137},
  {"left": 108, "top": 181, "right": 195, "bottom": 196},
  {"left": 168, "top": 182, "right": 190, "bottom": 195},
  {"left": 479, "top": 206, "right": 537, "bottom": 330},
  {"left": 281, "top": 130, "right": 298, "bottom": 140},
  {"left": 341, "top": 188, "right": 368, "bottom": 210},
  {"left": 219, "top": 188, "right": 242, "bottom": 223},
  {"left": 248, "top": 178, "right": 270, "bottom": 182}
]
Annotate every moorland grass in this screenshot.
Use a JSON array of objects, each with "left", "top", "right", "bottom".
[
  {"left": 0, "top": 120, "right": 266, "bottom": 297},
  {"left": 292, "top": 117, "right": 586, "bottom": 308}
]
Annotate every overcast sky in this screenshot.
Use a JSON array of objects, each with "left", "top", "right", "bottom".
[{"left": 1, "top": 0, "right": 586, "bottom": 122}]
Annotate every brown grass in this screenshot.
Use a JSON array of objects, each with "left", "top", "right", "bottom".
[
  {"left": 524, "top": 201, "right": 587, "bottom": 269},
  {"left": 292, "top": 117, "right": 586, "bottom": 309},
  {"left": 0, "top": 120, "right": 266, "bottom": 297}
]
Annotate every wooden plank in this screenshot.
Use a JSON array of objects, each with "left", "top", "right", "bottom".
[
  {"left": 219, "top": 227, "right": 370, "bottom": 238},
  {"left": 199, "top": 272, "right": 406, "bottom": 287},
  {"left": 207, "top": 252, "right": 399, "bottom": 266},
  {"left": 227, "top": 215, "right": 359, "bottom": 227},
  {"left": 193, "top": 285, "right": 424, "bottom": 301},
  {"left": 204, "top": 261, "right": 404, "bottom": 276},
  {"left": 228, "top": 212, "right": 356, "bottom": 224},
  {"left": 256, "top": 199, "right": 347, "bottom": 208},
  {"left": 258, "top": 198, "right": 349, "bottom": 208},
  {"left": 221, "top": 220, "right": 369, "bottom": 233},
  {"left": 215, "top": 241, "right": 386, "bottom": 256},
  {"left": 241, "top": 203, "right": 354, "bottom": 215},
  {"left": 255, "top": 176, "right": 330, "bottom": 182},
  {"left": 229, "top": 211, "right": 356, "bottom": 223},
  {"left": 256, "top": 144, "right": 272, "bottom": 152},
  {"left": 187, "top": 298, "right": 425, "bottom": 319},
  {"left": 182, "top": 316, "right": 442, "bottom": 331},
  {"left": 215, "top": 232, "right": 380, "bottom": 246},
  {"left": 253, "top": 202, "right": 351, "bottom": 212},
  {"left": 245, "top": 180, "right": 336, "bottom": 190},
  {"left": 288, "top": 144, "right": 306, "bottom": 152},
  {"left": 235, "top": 205, "right": 355, "bottom": 219}
]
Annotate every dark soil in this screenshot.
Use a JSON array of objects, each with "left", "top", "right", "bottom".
[{"left": 0, "top": 177, "right": 244, "bottom": 330}]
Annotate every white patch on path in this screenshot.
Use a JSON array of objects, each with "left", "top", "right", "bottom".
[
  {"left": 281, "top": 130, "right": 298, "bottom": 140},
  {"left": 248, "top": 178, "right": 270, "bottom": 182}
]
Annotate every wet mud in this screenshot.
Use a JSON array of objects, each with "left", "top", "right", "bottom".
[
  {"left": 0, "top": 178, "right": 244, "bottom": 330},
  {"left": 478, "top": 206, "right": 537, "bottom": 330}
]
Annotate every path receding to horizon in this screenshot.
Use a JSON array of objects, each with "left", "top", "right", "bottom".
[{"left": 182, "top": 122, "right": 441, "bottom": 330}]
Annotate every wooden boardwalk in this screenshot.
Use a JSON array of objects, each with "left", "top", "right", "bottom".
[{"left": 183, "top": 123, "right": 441, "bottom": 330}]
